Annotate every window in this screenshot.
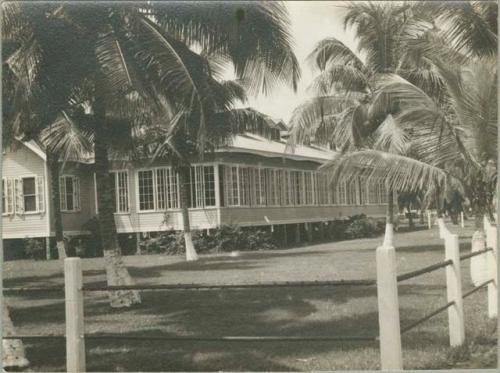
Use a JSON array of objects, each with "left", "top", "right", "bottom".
[
  {"left": 359, "top": 177, "right": 367, "bottom": 205},
  {"left": 337, "top": 180, "right": 347, "bottom": 205},
  {"left": 167, "top": 169, "right": 179, "bottom": 209},
  {"left": 110, "top": 171, "right": 129, "bottom": 213},
  {"left": 238, "top": 167, "right": 250, "bottom": 206},
  {"left": 138, "top": 170, "right": 155, "bottom": 211},
  {"left": 203, "top": 166, "right": 216, "bottom": 207},
  {"left": 23, "top": 177, "right": 37, "bottom": 212},
  {"left": 377, "top": 179, "right": 388, "bottom": 204},
  {"left": 60, "top": 176, "right": 80, "bottom": 212},
  {"left": 138, "top": 168, "right": 179, "bottom": 212},
  {"left": 189, "top": 165, "right": 216, "bottom": 208},
  {"left": 292, "top": 171, "right": 304, "bottom": 205},
  {"left": 304, "top": 172, "right": 314, "bottom": 205},
  {"left": 346, "top": 178, "right": 358, "bottom": 205}
]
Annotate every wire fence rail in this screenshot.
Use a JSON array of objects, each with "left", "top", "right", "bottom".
[{"left": 3, "top": 219, "right": 497, "bottom": 373}]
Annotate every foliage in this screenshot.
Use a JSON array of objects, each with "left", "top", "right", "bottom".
[
  {"left": 140, "top": 225, "right": 277, "bottom": 255},
  {"left": 288, "top": 1, "right": 498, "bottom": 221},
  {"left": 22, "top": 238, "right": 45, "bottom": 260},
  {"left": 343, "top": 214, "right": 385, "bottom": 239}
]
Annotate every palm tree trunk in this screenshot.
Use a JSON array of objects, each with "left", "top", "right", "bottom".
[
  {"left": 407, "top": 206, "right": 414, "bottom": 229},
  {"left": 47, "top": 153, "right": 67, "bottom": 259},
  {"left": 178, "top": 167, "right": 198, "bottom": 261},
  {"left": 386, "top": 189, "right": 394, "bottom": 225},
  {"left": 94, "top": 92, "right": 140, "bottom": 308},
  {"left": 384, "top": 189, "right": 395, "bottom": 246}
]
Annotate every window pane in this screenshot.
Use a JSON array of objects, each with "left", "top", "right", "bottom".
[
  {"left": 203, "top": 166, "right": 216, "bottom": 207},
  {"left": 23, "top": 177, "right": 36, "bottom": 195},
  {"left": 117, "top": 172, "right": 129, "bottom": 212},
  {"left": 25, "top": 195, "right": 37, "bottom": 212},
  {"left": 138, "top": 170, "right": 154, "bottom": 211},
  {"left": 156, "top": 169, "right": 167, "bottom": 210}
]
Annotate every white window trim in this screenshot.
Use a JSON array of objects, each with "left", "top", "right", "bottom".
[
  {"left": 60, "top": 175, "right": 81, "bottom": 213},
  {"left": 1, "top": 178, "right": 13, "bottom": 216},
  {"left": 17, "top": 174, "right": 43, "bottom": 215},
  {"left": 111, "top": 169, "right": 131, "bottom": 215},
  {"left": 136, "top": 166, "right": 181, "bottom": 213}
]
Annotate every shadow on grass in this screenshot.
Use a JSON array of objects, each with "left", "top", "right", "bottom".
[
  {"left": 10, "top": 282, "right": 488, "bottom": 372},
  {"left": 126, "top": 250, "right": 329, "bottom": 279}
]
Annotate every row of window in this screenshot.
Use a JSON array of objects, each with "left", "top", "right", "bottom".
[
  {"left": 2, "top": 176, "right": 45, "bottom": 215},
  {"left": 221, "top": 165, "right": 388, "bottom": 207},
  {"left": 1, "top": 165, "right": 389, "bottom": 216}
]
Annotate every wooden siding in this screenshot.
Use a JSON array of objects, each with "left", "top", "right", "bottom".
[
  {"left": 219, "top": 204, "right": 386, "bottom": 227},
  {"left": 2, "top": 144, "right": 49, "bottom": 238},
  {"left": 56, "top": 164, "right": 95, "bottom": 234}
]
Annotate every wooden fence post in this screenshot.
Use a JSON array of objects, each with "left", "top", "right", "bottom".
[
  {"left": 376, "top": 245, "right": 403, "bottom": 370},
  {"left": 484, "top": 220, "right": 497, "bottom": 318},
  {"left": 64, "top": 258, "right": 86, "bottom": 372},
  {"left": 460, "top": 212, "right": 464, "bottom": 228},
  {"left": 444, "top": 233, "right": 465, "bottom": 346},
  {"left": 427, "top": 211, "right": 432, "bottom": 230}
]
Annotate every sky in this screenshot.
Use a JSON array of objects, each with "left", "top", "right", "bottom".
[{"left": 244, "top": 1, "right": 359, "bottom": 123}]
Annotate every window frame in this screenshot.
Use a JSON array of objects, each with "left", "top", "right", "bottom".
[
  {"left": 135, "top": 166, "right": 183, "bottom": 213},
  {"left": 110, "top": 170, "right": 130, "bottom": 214},
  {"left": 18, "top": 174, "right": 42, "bottom": 215},
  {"left": 60, "top": 175, "right": 81, "bottom": 213}
]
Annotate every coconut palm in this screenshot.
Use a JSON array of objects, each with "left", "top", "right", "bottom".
[
  {"left": 319, "top": 56, "right": 497, "bottom": 227},
  {"left": 288, "top": 2, "right": 437, "bottom": 231},
  {"left": 3, "top": 2, "right": 299, "bottom": 302},
  {"left": 288, "top": 1, "right": 497, "bottom": 233}
]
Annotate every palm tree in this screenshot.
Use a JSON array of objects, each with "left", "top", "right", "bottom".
[
  {"left": 288, "top": 2, "right": 435, "bottom": 237},
  {"left": 3, "top": 2, "right": 299, "bottom": 305},
  {"left": 288, "top": 1, "right": 497, "bottom": 236}
]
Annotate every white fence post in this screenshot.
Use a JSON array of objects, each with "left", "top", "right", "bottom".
[
  {"left": 64, "top": 258, "right": 86, "bottom": 372},
  {"left": 383, "top": 223, "right": 394, "bottom": 247},
  {"left": 437, "top": 218, "right": 445, "bottom": 239},
  {"left": 444, "top": 233, "right": 465, "bottom": 346},
  {"left": 427, "top": 211, "right": 432, "bottom": 230},
  {"left": 376, "top": 245, "right": 403, "bottom": 370},
  {"left": 484, "top": 219, "right": 498, "bottom": 318},
  {"left": 470, "top": 231, "right": 488, "bottom": 286},
  {"left": 460, "top": 212, "right": 464, "bottom": 228}
]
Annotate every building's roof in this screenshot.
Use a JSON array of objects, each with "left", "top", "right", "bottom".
[
  {"left": 217, "top": 133, "right": 336, "bottom": 163},
  {"left": 17, "top": 132, "right": 336, "bottom": 165}
]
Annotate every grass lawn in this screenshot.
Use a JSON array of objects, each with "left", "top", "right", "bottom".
[{"left": 3, "top": 221, "right": 497, "bottom": 371}]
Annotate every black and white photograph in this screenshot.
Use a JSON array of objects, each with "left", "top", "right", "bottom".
[{"left": 1, "top": 1, "right": 498, "bottom": 371}]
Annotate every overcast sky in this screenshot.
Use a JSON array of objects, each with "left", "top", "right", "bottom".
[{"left": 245, "top": 1, "right": 359, "bottom": 123}]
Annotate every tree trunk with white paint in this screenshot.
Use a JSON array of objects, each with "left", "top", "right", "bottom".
[
  {"left": 94, "top": 87, "right": 141, "bottom": 307},
  {"left": 179, "top": 168, "right": 198, "bottom": 261},
  {"left": 48, "top": 153, "right": 67, "bottom": 259}
]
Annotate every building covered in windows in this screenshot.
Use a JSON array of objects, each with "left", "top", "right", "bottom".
[{"left": 2, "top": 124, "right": 388, "bottom": 257}]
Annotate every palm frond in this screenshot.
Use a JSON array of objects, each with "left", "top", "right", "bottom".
[
  {"left": 153, "top": 1, "right": 300, "bottom": 94},
  {"left": 307, "top": 37, "right": 365, "bottom": 72},
  {"left": 309, "top": 64, "right": 370, "bottom": 95},
  {"left": 321, "top": 149, "right": 449, "bottom": 193}
]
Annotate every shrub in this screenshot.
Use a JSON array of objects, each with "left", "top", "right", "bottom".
[
  {"left": 23, "top": 238, "right": 45, "bottom": 260},
  {"left": 140, "top": 225, "right": 277, "bottom": 255}
]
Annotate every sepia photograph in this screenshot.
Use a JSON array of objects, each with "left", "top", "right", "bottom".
[{"left": 1, "top": 1, "right": 498, "bottom": 371}]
